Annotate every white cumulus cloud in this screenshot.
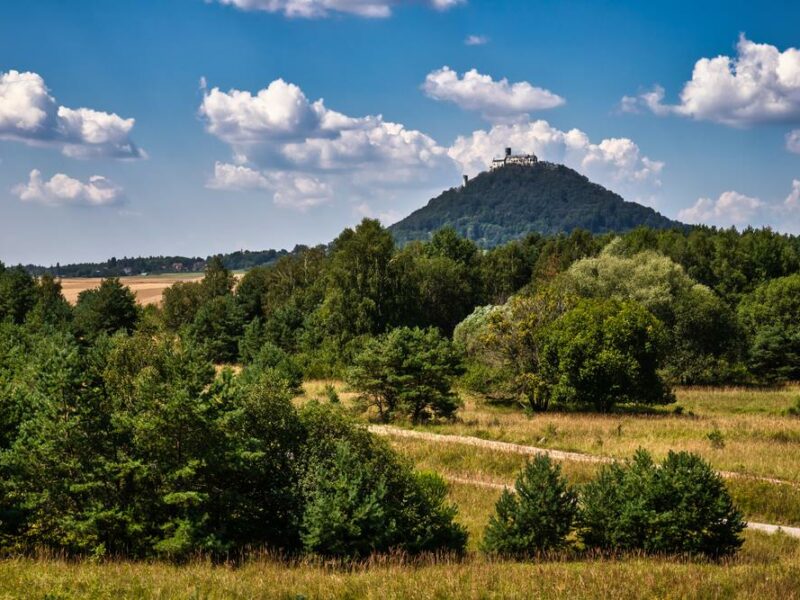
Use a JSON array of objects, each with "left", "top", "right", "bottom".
[
  {"left": 207, "top": 161, "right": 332, "bottom": 210},
  {"left": 678, "top": 191, "right": 763, "bottom": 226},
  {"left": 622, "top": 35, "right": 800, "bottom": 128},
  {"left": 423, "top": 67, "right": 564, "bottom": 122},
  {"left": 787, "top": 129, "right": 800, "bottom": 153},
  {"left": 201, "top": 78, "right": 455, "bottom": 211},
  {"left": 785, "top": 179, "right": 800, "bottom": 211},
  {"left": 13, "top": 169, "right": 124, "bottom": 207},
  {"left": 678, "top": 180, "right": 800, "bottom": 231},
  {"left": 214, "top": 0, "right": 464, "bottom": 18},
  {"left": 448, "top": 120, "right": 663, "bottom": 199},
  {"left": 0, "top": 70, "right": 144, "bottom": 159}
]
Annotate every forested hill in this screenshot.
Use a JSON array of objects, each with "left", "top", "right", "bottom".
[{"left": 390, "top": 162, "right": 684, "bottom": 247}]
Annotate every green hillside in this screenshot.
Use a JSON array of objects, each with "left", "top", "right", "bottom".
[{"left": 391, "top": 162, "right": 684, "bottom": 246}]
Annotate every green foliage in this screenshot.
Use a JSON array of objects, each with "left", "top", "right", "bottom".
[
  {"left": 26, "top": 274, "right": 72, "bottom": 329},
  {"left": 480, "top": 288, "right": 575, "bottom": 411},
  {"left": 483, "top": 455, "right": 577, "bottom": 557},
  {"left": 241, "top": 336, "right": 303, "bottom": 392},
  {"left": 189, "top": 295, "right": 245, "bottom": 363},
  {"left": 562, "top": 244, "right": 740, "bottom": 384},
  {"left": 391, "top": 163, "right": 681, "bottom": 247},
  {"left": 72, "top": 278, "right": 139, "bottom": 340},
  {"left": 200, "top": 256, "right": 236, "bottom": 300},
  {"left": 737, "top": 274, "right": 800, "bottom": 382},
  {"left": 161, "top": 281, "right": 203, "bottom": 331},
  {"left": 0, "top": 266, "right": 36, "bottom": 325},
  {"left": 0, "top": 324, "right": 466, "bottom": 560},
  {"left": 538, "top": 298, "right": 673, "bottom": 412},
  {"left": 299, "top": 403, "right": 467, "bottom": 557},
  {"left": 320, "top": 219, "right": 396, "bottom": 340},
  {"left": 348, "top": 327, "right": 463, "bottom": 423},
  {"left": 579, "top": 449, "right": 746, "bottom": 557}
]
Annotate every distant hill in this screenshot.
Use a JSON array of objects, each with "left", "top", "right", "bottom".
[{"left": 390, "top": 162, "right": 684, "bottom": 247}]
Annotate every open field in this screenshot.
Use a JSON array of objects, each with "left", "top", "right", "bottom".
[
  {"left": 298, "top": 381, "right": 800, "bottom": 527},
  {"left": 299, "top": 383, "right": 800, "bottom": 484},
  {"left": 59, "top": 274, "right": 202, "bottom": 306}
]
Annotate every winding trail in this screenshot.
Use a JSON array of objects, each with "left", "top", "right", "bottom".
[
  {"left": 370, "top": 424, "right": 800, "bottom": 540},
  {"left": 369, "top": 425, "right": 800, "bottom": 488}
]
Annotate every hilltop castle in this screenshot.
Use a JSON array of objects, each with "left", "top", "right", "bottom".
[{"left": 490, "top": 147, "right": 538, "bottom": 170}]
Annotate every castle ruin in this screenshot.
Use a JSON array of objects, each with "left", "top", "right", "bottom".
[{"left": 490, "top": 147, "right": 538, "bottom": 170}]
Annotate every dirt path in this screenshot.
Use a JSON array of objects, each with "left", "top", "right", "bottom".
[
  {"left": 369, "top": 425, "right": 800, "bottom": 489},
  {"left": 441, "top": 474, "right": 800, "bottom": 540}
]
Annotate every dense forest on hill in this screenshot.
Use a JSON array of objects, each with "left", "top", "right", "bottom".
[
  {"left": 391, "top": 163, "right": 684, "bottom": 246},
  {"left": 1, "top": 221, "right": 798, "bottom": 560}
]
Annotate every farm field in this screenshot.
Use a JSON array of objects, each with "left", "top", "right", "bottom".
[{"left": 59, "top": 274, "right": 202, "bottom": 305}]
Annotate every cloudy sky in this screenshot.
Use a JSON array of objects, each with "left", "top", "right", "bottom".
[{"left": 1, "top": 0, "right": 799, "bottom": 265}]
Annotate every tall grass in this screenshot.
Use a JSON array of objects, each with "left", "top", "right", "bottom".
[{"left": 2, "top": 533, "right": 799, "bottom": 600}]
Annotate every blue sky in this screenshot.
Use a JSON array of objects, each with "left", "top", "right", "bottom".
[{"left": 1, "top": 0, "right": 799, "bottom": 265}]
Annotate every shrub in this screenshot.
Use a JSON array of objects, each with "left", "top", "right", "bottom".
[
  {"left": 299, "top": 402, "right": 467, "bottom": 557},
  {"left": 483, "top": 455, "right": 577, "bottom": 557},
  {"left": 579, "top": 449, "right": 745, "bottom": 557}
]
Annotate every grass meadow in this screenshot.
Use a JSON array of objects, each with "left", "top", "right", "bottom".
[{"left": 2, "top": 382, "right": 799, "bottom": 598}]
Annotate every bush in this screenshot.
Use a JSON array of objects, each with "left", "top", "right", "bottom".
[
  {"left": 348, "top": 327, "right": 463, "bottom": 423},
  {"left": 579, "top": 449, "right": 745, "bottom": 558},
  {"left": 299, "top": 402, "right": 467, "bottom": 557},
  {"left": 483, "top": 455, "right": 577, "bottom": 557}
]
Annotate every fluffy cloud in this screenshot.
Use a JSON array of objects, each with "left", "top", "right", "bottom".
[
  {"left": 201, "top": 79, "right": 455, "bottom": 210},
  {"left": 622, "top": 35, "right": 800, "bottom": 128},
  {"left": 785, "top": 179, "right": 800, "bottom": 211},
  {"left": 787, "top": 129, "right": 800, "bottom": 153},
  {"left": 677, "top": 180, "right": 800, "bottom": 230},
  {"left": 464, "top": 35, "right": 488, "bottom": 46},
  {"left": 214, "top": 0, "right": 464, "bottom": 18},
  {"left": 448, "top": 120, "right": 663, "bottom": 197},
  {"left": 13, "top": 169, "right": 123, "bottom": 207},
  {"left": 423, "top": 67, "right": 564, "bottom": 122},
  {"left": 678, "top": 191, "right": 763, "bottom": 226},
  {"left": 203, "top": 78, "right": 664, "bottom": 212},
  {"left": 207, "top": 162, "right": 332, "bottom": 210},
  {"left": 0, "top": 70, "right": 143, "bottom": 159}
]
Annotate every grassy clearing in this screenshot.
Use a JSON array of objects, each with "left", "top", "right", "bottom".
[
  {"left": 300, "top": 381, "right": 800, "bottom": 483},
  {"left": 1, "top": 530, "right": 798, "bottom": 600},
  {"left": 390, "top": 436, "right": 800, "bottom": 527}
]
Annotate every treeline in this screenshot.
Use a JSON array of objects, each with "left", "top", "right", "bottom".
[{"left": 25, "top": 248, "right": 294, "bottom": 278}]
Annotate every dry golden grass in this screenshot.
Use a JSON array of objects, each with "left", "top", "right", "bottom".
[
  {"left": 59, "top": 274, "right": 202, "bottom": 306},
  {"left": 1, "top": 530, "right": 798, "bottom": 599},
  {"left": 305, "top": 381, "right": 800, "bottom": 483}
]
